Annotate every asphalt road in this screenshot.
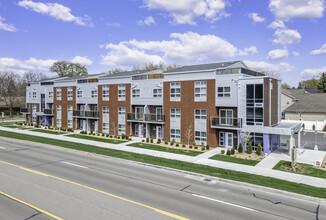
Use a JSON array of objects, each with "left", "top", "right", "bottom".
[{"left": 0, "top": 137, "right": 324, "bottom": 220}]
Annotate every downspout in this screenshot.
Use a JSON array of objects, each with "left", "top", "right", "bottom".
[{"left": 269, "top": 79, "right": 272, "bottom": 127}]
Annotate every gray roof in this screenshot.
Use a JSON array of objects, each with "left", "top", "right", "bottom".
[
  {"left": 98, "top": 69, "right": 149, "bottom": 79},
  {"left": 164, "top": 61, "right": 240, "bottom": 73}
]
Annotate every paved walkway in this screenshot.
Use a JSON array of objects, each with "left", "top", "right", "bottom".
[
  {"left": 1, "top": 126, "right": 326, "bottom": 188},
  {"left": 192, "top": 147, "right": 222, "bottom": 161}
]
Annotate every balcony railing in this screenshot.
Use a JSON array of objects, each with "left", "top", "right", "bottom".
[
  {"left": 211, "top": 117, "right": 242, "bottom": 129},
  {"left": 73, "top": 110, "right": 99, "bottom": 118},
  {"left": 43, "top": 109, "right": 54, "bottom": 115},
  {"left": 127, "top": 113, "right": 165, "bottom": 123},
  {"left": 20, "top": 107, "right": 30, "bottom": 114}
]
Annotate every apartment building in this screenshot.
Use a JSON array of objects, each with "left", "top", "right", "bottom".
[{"left": 22, "top": 61, "right": 302, "bottom": 154}]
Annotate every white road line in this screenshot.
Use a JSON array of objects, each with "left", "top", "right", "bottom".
[
  {"left": 61, "top": 161, "right": 89, "bottom": 169},
  {"left": 0, "top": 146, "right": 5, "bottom": 149},
  {"left": 192, "top": 194, "right": 256, "bottom": 212}
]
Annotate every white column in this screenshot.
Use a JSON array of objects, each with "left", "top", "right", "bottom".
[
  {"left": 289, "top": 133, "right": 293, "bottom": 155},
  {"left": 298, "top": 130, "right": 301, "bottom": 148}
]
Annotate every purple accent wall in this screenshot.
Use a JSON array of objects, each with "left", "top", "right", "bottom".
[
  {"left": 45, "top": 116, "right": 50, "bottom": 126},
  {"left": 270, "top": 134, "right": 280, "bottom": 152},
  {"left": 263, "top": 134, "right": 270, "bottom": 154}
]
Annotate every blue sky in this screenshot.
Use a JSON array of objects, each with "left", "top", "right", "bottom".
[{"left": 0, "top": 0, "right": 325, "bottom": 86}]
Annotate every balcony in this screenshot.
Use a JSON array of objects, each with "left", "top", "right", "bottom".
[
  {"left": 43, "top": 109, "right": 54, "bottom": 115},
  {"left": 211, "top": 117, "right": 242, "bottom": 129},
  {"left": 73, "top": 110, "right": 99, "bottom": 118},
  {"left": 20, "top": 107, "right": 30, "bottom": 114},
  {"left": 127, "top": 113, "right": 165, "bottom": 123}
]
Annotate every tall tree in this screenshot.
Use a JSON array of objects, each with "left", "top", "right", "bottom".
[
  {"left": 281, "top": 83, "right": 290, "bottom": 89},
  {"left": 50, "top": 61, "right": 88, "bottom": 77},
  {"left": 0, "top": 71, "right": 21, "bottom": 115},
  {"left": 297, "top": 78, "right": 320, "bottom": 89},
  {"left": 23, "top": 71, "right": 47, "bottom": 84},
  {"left": 108, "top": 68, "right": 124, "bottom": 75},
  {"left": 317, "top": 73, "right": 326, "bottom": 93}
]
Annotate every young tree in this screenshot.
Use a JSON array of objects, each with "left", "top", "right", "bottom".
[
  {"left": 317, "top": 73, "right": 326, "bottom": 93},
  {"left": 50, "top": 61, "right": 88, "bottom": 77},
  {"left": 185, "top": 122, "right": 193, "bottom": 146}
]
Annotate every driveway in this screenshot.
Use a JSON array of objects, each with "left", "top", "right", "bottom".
[{"left": 283, "top": 132, "right": 326, "bottom": 151}]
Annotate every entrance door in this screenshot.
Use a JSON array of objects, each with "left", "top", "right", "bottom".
[
  {"left": 156, "top": 126, "right": 162, "bottom": 140},
  {"left": 225, "top": 132, "right": 233, "bottom": 148},
  {"left": 139, "top": 124, "right": 144, "bottom": 137}
]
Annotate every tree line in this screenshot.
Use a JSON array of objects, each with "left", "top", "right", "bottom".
[{"left": 282, "top": 73, "right": 326, "bottom": 93}]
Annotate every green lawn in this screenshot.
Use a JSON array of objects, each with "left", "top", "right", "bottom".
[
  {"left": 0, "top": 130, "right": 326, "bottom": 199},
  {"left": 67, "top": 134, "right": 127, "bottom": 144},
  {"left": 273, "top": 160, "right": 326, "bottom": 179},
  {"left": 31, "top": 129, "right": 68, "bottom": 135},
  {"left": 209, "top": 154, "right": 260, "bottom": 166},
  {"left": 127, "top": 142, "right": 203, "bottom": 156}
]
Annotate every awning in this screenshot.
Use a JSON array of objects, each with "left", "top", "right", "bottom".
[{"left": 242, "top": 122, "right": 302, "bottom": 136}]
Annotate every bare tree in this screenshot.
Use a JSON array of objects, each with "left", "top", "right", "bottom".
[
  {"left": 240, "top": 131, "right": 251, "bottom": 147},
  {"left": 23, "top": 71, "right": 47, "bottom": 84},
  {"left": 0, "top": 71, "right": 21, "bottom": 116},
  {"left": 108, "top": 68, "right": 124, "bottom": 75},
  {"left": 111, "top": 122, "right": 118, "bottom": 136},
  {"left": 185, "top": 122, "right": 193, "bottom": 146}
]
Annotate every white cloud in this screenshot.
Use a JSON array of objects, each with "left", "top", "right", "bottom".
[
  {"left": 70, "top": 56, "right": 93, "bottom": 66},
  {"left": 269, "top": 0, "right": 325, "bottom": 21},
  {"left": 248, "top": 13, "right": 265, "bottom": 23},
  {"left": 300, "top": 66, "right": 326, "bottom": 78},
  {"left": 137, "top": 16, "right": 156, "bottom": 26},
  {"left": 267, "top": 49, "right": 288, "bottom": 60},
  {"left": 237, "top": 46, "right": 258, "bottom": 56},
  {"left": 311, "top": 43, "right": 326, "bottom": 55},
  {"left": 268, "top": 20, "right": 285, "bottom": 29},
  {"left": 106, "top": 22, "right": 121, "bottom": 27},
  {"left": 0, "top": 16, "right": 18, "bottom": 32},
  {"left": 244, "top": 60, "right": 294, "bottom": 74},
  {"left": 18, "top": 0, "right": 92, "bottom": 26},
  {"left": 0, "top": 57, "right": 56, "bottom": 75},
  {"left": 142, "top": 0, "right": 229, "bottom": 25},
  {"left": 272, "top": 28, "right": 301, "bottom": 45},
  {"left": 292, "top": 51, "right": 300, "bottom": 56}
]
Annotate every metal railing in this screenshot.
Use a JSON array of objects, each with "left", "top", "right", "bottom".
[
  {"left": 43, "top": 109, "right": 54, "bottom": 115},
  {"left": 211, "top": 117, "right": 242, "bottom": 128},
  {"left": 73, "top": 110, "right": 99, "bottom": 118},
  {"left": 127, "top": 113, "right": 165, "bottom": 122},
  {"left": 20, "top": 107, "right": 30, "bottom": 114}
]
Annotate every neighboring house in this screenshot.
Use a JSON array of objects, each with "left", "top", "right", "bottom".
[
  {"left": 282, "top": 89, "right": 326, "bottom": 130},
  {"left": 0, "top": 96, "right": 26, "bottom": 113},
  {"left": 22, "top": 61, "right": 301, "bottom": 153}
]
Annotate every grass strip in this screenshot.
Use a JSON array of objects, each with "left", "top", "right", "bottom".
[
  {"left": 31, "top": 129, "right": 68, "bottom": 135},
  {"left": 67, "top": 134, "right": 127, "bottom": 144},
  {"left": 127, "top": 142, "right": 202, "bottom": 156},
  {"left": 210, "top": 154, "right": 260, "bottom": 166},
  {"left": 0, "top": 130, "right": 326, "bottom": 198},
  {"left": 273, "top": 160, "right": 326, "bottom": 179}
]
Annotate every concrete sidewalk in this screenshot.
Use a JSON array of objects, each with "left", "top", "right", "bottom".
[{"left": 1, "top": 126, "right": 326, "bottom": 188}]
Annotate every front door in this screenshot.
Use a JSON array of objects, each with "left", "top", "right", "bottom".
[
  {"left": 156, "top": 126, "right": 162, "bottom": 140},
  {"left": 225, "top": 132, "right": 233, "bottom": 148},
  {"left": 139, "top": 124, "right": 144, "bottom": 137}
]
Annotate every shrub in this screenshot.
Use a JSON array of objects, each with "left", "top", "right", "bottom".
[
  {"left": 92, "top": 133, "right": 95, "bottom": 136},
  {"left": 247, "top": 142, "right": 253, "bottom": 154},
  {"left": 157, "top": 139, "right": 161, "bottom": 144},
  {"left": 125, "top": 136, "right": 129, "bottom": 140},
  {"left": 238, "top": 143, "right": 243, "bottom": 153},
  {"left": 102, "top": 133, "right": 105, "bottom": 136},
  {"left": 302, "top": 123, "right": 305, "bottom": 130},
  {"left": 182, "top": 144, "right": 186, "bottom": 148},
  {"left": 142, "top": 139, "right": 145, "bottom": 142},
  {"left": 163, "top": 137, "right": 168, "bottom": 142},
  {"left": 192, "top": 142, "right": 196, "bottom": 147},
  {"left": 189, "top": 145, "right": 193, "bottom": 149},
  {"left": 106, "top": 134, "right": 109, "bottom": 137},
  {"left": 201, "top": 147, "right": 205, "bottom": 151},
  {"left": 146, "top": 138, "right": 149, "bottom": 143},
  {"left": 110, "top": 135, "right": 113, "bottom": 138},
  {"left": 150, "top": 139, "right": 153, "bottom": 143},
  {"left": 114, "top": 135, "right": 117, "bottom": 139},
  {"left": 221, "top": 149, "right": 225, "bottom": 154},
  {"left": 172, "top": 139, "right": 175, "bottom": 144},
  {"left": 313, "top": 124, "right": 316, "bottom": 131},
  {"left": 122, "top": 134, "right": 125, "bottom": 139},
  {"left": 194, "top": 146, "right": 198, "bottom": 150},
  {"left": 170, "top": 142, "right": 174, "bottom": 146},
  {"left": 182, "top": 139, "right": 186, "bottom": 145},
  {"left": 117, "top": 136, "right": 120, "bottom": 139},
  {"left": 256, "top": 144, "right": 262, "bottom": 155},
  {"left": 227, "top": 149, "right": 231, "bottom": 155},
  {"left": 128, "top": 138, "right": 132, "bottom": 141},
  {"left": 206, "top": 145, "right": 210, "bottom": 150},
  {"left": 97, "top": 133, "right": 100, "bottom": 136},
  {"left": 176, "top": 143, "right": 179, "bottom": 147},
  {"left": 89, "top": 132, "right": 92, "bottom": 135},
  {"left": 201, "top": 142, "right": 204, "bottom": 146},
  {"left": 165, "top": 141, "right": 168, "bottom": 145},
  {"left": 231, "top": 148, "right": 235, "bottom": 155}
]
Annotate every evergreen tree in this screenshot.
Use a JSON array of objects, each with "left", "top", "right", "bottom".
[{"left": 317, "top": 73, "right": 326, "bottom": 93}]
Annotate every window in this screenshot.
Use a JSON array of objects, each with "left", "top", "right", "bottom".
[
  {"left": 103, "top": 123, "right": 109, "bottom": 133},
  {"left": 194, "top": 81, "right": 206, "bottom": 101},
  {"left": 68, "top": 120, "right": 73, "bottom": 128},
  {"left": 135, "top": 107, "right": 144, "bottom": 119},
  {"left": 67, "top": 87, "right": 73, "bottom": 100},
  {"left": 33, "top": 117, "right": 37, "bottom": 124},
  {"left": 156, "top": 107, "right": 163, "bottom": 121},
  {"left": 57, "top": 119, "right": 62, "bottom": 128},
  {"left": 195, "top": 109, "right": 206, "bottom": 119},
  {"left": 153, "top": 89, "right": 162, "bottom": 98},
  {"left": 56, "top": 105, "right": 61, "bottom": 113},
  {"left": 118, "top": 107, "right": 126, "bottom": 115},
  {"left": 249, "top": 133, "right": 264, "bottom": 151},
  {"left": 32, "top": 89, "right": 37, "bottom": 98},
  {"left": 102, "top": 85, "right": 109, "bottom": 100},
  {"left": 118, "top": 124, "right": 125, "bottom": 135},
  {"left": 49, "top": 91, "right": 53, "bottom": 98},
  {"left": 170, "top": 108, "right": 181, "bottom": 118},
  {"left": 68, "top": 105, "right": 73, "bottom": 114},
  {"left": 170, "top": 129, "right": 181, "bottom": 142},
  {"left": 170, "top": 82, "right": 181, "bottom": 101},
  {"left": 219, "top": 109, "right": 233, "bottom": 125},
  {"left": 219, "top": 132, "right": 224, "bottom": 147},
  {"left": 195, "top": 131, "right": 207, "bottom": 145},
  {"left": 118, "top": 85, "right": 126, "bottom": 100},
  {"left": 217, "top": 87, "right": 231, "bottom": 97},
  {"left": 32, "top": 104, "right": 37, "bottom": 112},
  {"left": 91, "top": 90, "right": 97, "bottom": 98},
  {"left": 102, "top": 106, "right": 109, "bottom": 115},
  {"left": 132, "top": 89, "right": 140, "bottom": 98},
  {"left": 246, "top": 84, "right": 263, "bottom": 126},
  {"left": 77, "top": 90, "right": 83, "bottom": 98},
  {"left": 56, "top": 88, "right": 61, "bottom": 100}
]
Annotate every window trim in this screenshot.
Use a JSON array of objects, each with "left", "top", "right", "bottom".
[
  {"left": 170, "top": 82, "right": 181, "bottom": 101},
  {"left": 132, "top": 89, "right": 140, "bottom": 98},
  {"left": 153, "top": 88, "right": 162, "bottom": 98},
  {"left": 217, "top": 86, "right": 231, "bottom": 98},
  {"left": 194, "top": 81, "right": 207, "bottom": 101}
]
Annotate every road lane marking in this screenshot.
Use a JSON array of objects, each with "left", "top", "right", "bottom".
[
  {"left": 0, "top": 190, "right": 62, "bottom": 220},
  {"left": 61, "top": 161, "right": 89, "bottom": 169},
  {"left": 0, "top": 160, "right": 189, "bottom": 220},
  {"left": 0, "top": 146, "right": 5, "bottom": 149},
  {"left": 192, "top": 194, "right": 257, "bottom": 212}
]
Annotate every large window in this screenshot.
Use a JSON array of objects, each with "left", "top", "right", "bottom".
[
  {"left": 103, "top": 123, "right": 109, "bottom": 133},
  {"left": 118, "top": 107, "right": 126, "bottom": 115},
  {"left": 170, "top": 129, "right": 181, "bottom": 142},
  {"left": 56, "top": 119, "right": 62, "bottom": 128},
  {"left": 56, "top": 88, "right": 61, "bottom": 100},
  {"left": 118, "top": 124, "right": 125, "bottom": 135},
  {"left": 91, "top": 90, "right": 97, "bottom": 98},
  {"left": 246, "top": 84, "right": 263, "bottom": 126},
  {"left": 102, "top": 106, "right": 109, "bottom": 115},
  {"left": 102, "top": 86, "right": 109, "bottom": 100},
  {"left": 217, "top": 87, "right": 231, "bottom": 97},
  {"left": 195, "top": 131, "right": 207, "bottom": 145},
  {"left": 118, "top": 85, "right": 126, "bottom": 101},
  {"left": 68, "top": 105, "right": 73, "bottom": 114},
  {"left": 49, "top": 91, "right": 53, "bottom": 98},
  {"left": 77, "top": 90, "right": 83, "bottom": 98},
  {"left": 67, "top": 87, "right": 73, "bottom": 100},
  {"left": 153, "top": 88, "right": 162, "bottom": 98},
  {"left": 170, "top": 82, "right": 181, "bottom": 101},
  {"left": 249, "top": 133, "right": 264, "bottom": 151},
  {"left": 56, "top": 105, "right": 61, "bottom": 113},
  {"left": 195, "top": 109, "right": 206, "bottom": 119},
  {"left": 32, "top": 104, "right": 37, "bottom": 112},
  {"left": 219, "top": 132, "right": 224, "bottom": 147},
  {"left": 135, "top": 107, "right": 144, "bottom": 119},
  {"left": 170, "top": 108, "right": 181, "bottom": 118},
  {"left": 68, "top": 120, "right": 73, "bottom": 128},
  {"left": 219, "top": 109, "right": 233, "bottom": 125},
  {"left": 194, "top": 81, "right": 207, "bottom": 101},
  {"left": 132, "top": 89, "right": 140, "bottom": 98}
]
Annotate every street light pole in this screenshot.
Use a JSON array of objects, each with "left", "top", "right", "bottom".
[{"left": 314, "top": 130, "right": 318, "bottom": 151}]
